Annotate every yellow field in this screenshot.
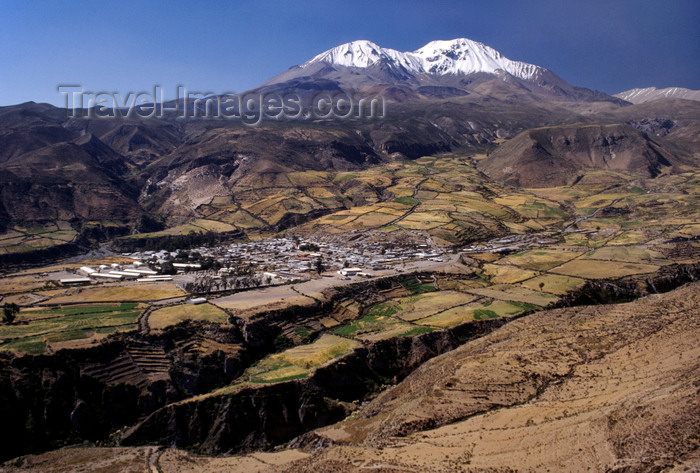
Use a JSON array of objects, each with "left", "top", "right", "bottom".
[
  {"left": 524, "top": 187, "right": 590, "bottom": 202},
  {"left": 246, "top": 334, "right": 359, "bottom": 383},
  {"left": 498, "top": 249, "right": 580, "bottom": 271},
  {"left": 317, "top": 213, "right": 358, "bottom": 226},
  {"left": 566, "top": 231, "right": 617, "bottom": 247},
  {"left": 190, "top": 219, "right": 238, "bottom": 232},
  {"left": 520, "top": 274, "right": 586, "bottom": 295},
  {"left": 386, "top": 186, "right": 415, "bottom": 198},
  {"left": 1, "top": 293, "right": 37, "bottom": 305},
  {"left": 287, "top": 171, "right": 331, "bottom": 187},
  {"left": 347, "top": 212, "right": 398, "bottom": 228},
  {"left": 550, "top": 259, "right": 660, "bottom": 279},
  {"left": 493, "top": 195, "right": 530, "bottom": 206},
  {"left": 468, "top": 253, "right": 503, "bottom": 263},
  {"left": 148, "top": 303, "right": 229, "bottom": 330},
  {"left": 0, "top": 275, "right": 45, "bottom": 295},
  {"left": 210, "top": 195, "right": 235, "bottom": 206},
  {"left": 305, "top": 187, "right": 337, "bottom": 198},
  {"left": 415, "top": 190, "right": 439, "bottom": 200},
  {"left": 574, "top": 192, "right": 636, "bottom": 209},
  {"left": 466, "top": 284, "right": 559, "bottom": 306},
  {"left": 481, "top": 264, "right": 538, "bottom": 284},
  {"left": 672, "top": 224, "right": 700, "bottom": 238},
  {"left": 391, "top": 291, "right": 477, "bottom": 321},
  {"left": 397, "top": 219, "right": 446, "bottom": 230},
  {"left": 278, "top": 334, "right": 357, "bottom": 368},
  {"left": 420, "top": 179, "right": 458, "bottom": 193},
  {"left": 581, "top": 246, "right": 669, "bottom": 265},
  {"left": 43, "top": 283, "right": 185, "bottom": 303},
  {"left": 453, "top": 200, "right": 511, "bottom": 219},
  {"left": 357, "top": 323, "right": 432, "bottom": 342},
  {"left": 502, "top": 222, "right": 534, "bottom": 234}
]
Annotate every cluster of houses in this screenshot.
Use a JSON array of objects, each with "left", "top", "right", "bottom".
[
  {"left": 203, "top": 237, "right": 444, "bottom": 275},
  {"left": 61, "top": 236, "right": 446, "bottom": 287},
  {"left": 60, "top": 262, "right": 173, "bottom": 285}
]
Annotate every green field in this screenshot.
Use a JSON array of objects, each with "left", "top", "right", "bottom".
[
  {"left": 400, "top": 277, "right": 437, "bottom": 294},
  {"left": 0, "top": 303, "right": 142, "bottom": 354}
]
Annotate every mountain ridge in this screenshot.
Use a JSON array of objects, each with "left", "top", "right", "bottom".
[
  {"left": 615, "top": 86, "right": 700, "bottom": 104},
  {"left": 302, "top": 38, "right": 545, "bottom": 81}
]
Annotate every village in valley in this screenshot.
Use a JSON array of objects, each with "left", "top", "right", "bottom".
[{"left": 28, "top": 234, "right": 448, "bottom": 301}]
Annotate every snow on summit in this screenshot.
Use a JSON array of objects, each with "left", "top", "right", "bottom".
[
  {"left": 305, "top": 40, "right": 422, "bottom": 70},
  {"left": 303, "top": 38, "right": 545, "bottom": 81},
  {"left": 414, "top": 39, "right": 541, "bottom": 80}
]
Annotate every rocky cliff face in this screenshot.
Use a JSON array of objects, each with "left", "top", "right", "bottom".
[
  {"left": 119, "top": 319, "right": 508, "bottom": 453},
  {"left": 0, "top": 325, "right": 246, "bottom": 462}
]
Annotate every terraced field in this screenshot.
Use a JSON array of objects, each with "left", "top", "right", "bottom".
[
  {"left": 0, "top": 221, "right": 77, "bottom": 255},
  {"left": 187, "top": 155, "right": 573, "bottom": 244},
  {"left": 1, "top": 163, "right": 696, "bottom": 360},
  {"left": 0, "top": 303, "right": 143, "bottom": 354}
]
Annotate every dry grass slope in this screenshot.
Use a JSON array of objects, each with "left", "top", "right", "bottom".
[{"left": 272, "top": 281, "right": 700, "bottom": 472}]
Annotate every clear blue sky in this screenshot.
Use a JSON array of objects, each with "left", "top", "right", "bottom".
[{"left": 1, "top": 0, "right": 698, "bottom": 106}]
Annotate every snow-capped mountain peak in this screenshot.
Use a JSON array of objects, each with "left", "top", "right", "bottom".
[
  {"left": 413, "top": 38, "right": 541, "bottom": 80},
  {"left": 304, "top": 40, "right": 421, "bottom": 70},
  {"left": 302, "top": 38, "right": 545, "bottom": 81}
]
